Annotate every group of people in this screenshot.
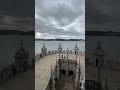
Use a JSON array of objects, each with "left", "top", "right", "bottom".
[{"left": 61, "top": 55, "right": 66, "bottom": 58}]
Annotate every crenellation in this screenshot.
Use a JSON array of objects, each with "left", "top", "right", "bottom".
[
  {"left": 35, "top": 47, "right": 83, "bottom": 62},
  {"left": 55, "top": 50, "right": 57, "bottom": 54},
  {"left": 48, "top": 51, "right": 51, "bottom": 54},
  {"left": 52, "top": 50, "right": 54, "bottom": 54}
]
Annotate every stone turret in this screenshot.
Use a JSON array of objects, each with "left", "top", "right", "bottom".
[
  {"left": 94, "top": 41, "right": 104, "bottom": 67},
  {"left": 74, "top": 43, "right": 79, "bottom": 61},
  {"left": 58, "top": 43, "right": 62, "bottom": 53},
  {"left": 94, "top": 41, "right": 104, "bottom": 84},
  {"left": 14, "top": 40, "right": 29, "bottom": 72},
  {"left": 41, "top": 44, "right": 47, "bottom": 56},
  {"left": 74, "top": 43, "right": 79, "bottom": 54}
]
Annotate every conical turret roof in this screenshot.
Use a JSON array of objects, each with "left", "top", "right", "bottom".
[
  {"left": 74, "top": 43, "right": 79, "bottom": 50},
  {"left": 58, "top": 43, "right": 62, "bottom": 49}
]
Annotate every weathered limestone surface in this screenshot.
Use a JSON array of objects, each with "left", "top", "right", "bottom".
[
  {"left": 0, "top": 69, "right": 34, "bottom": 90},
  {"left": 58, "top": 75, "right": 75, "bottom": 90},
  {"left": 35, "top": 53, "right": 85, "bottom": 90}
]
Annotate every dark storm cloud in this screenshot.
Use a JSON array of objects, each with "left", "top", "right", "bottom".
[
  {"left": 0, "top": 0, "right": 34, "bottom": 31},
  {"left": 35, "top": 0, "right": 85, "bottom": 39},
  {"left": 0, "top": 0, "right": 34, "bottom": 17},
  {"left": 86, "top": 0, "right": 120, "bottom": 31},
  {"left": 0, "top": 16, "right": 34, "bottom": 30}
]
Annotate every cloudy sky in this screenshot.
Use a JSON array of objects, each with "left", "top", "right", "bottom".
[
  {"left": 0, "top": 0, "right": 34, "bottom": 31},
  {"left": 35, "top": 0, "right": 85, "bottom": 39},
  {"left": 86, "top": 0, "right": 120, "bottom": 31}
]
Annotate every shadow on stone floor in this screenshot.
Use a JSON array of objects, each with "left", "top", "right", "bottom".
[{"left": 56, "top": 75, "right": 75, "bottom": 90}]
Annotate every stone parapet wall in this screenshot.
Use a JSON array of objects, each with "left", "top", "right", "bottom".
[{"left": 35, "top": 50, "right": 85, "bottom": 61}]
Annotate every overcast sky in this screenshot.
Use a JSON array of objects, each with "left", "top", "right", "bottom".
[
  {"left": 35, "top": 0, "right": 85, "bottom": 39},
  {"left": 0, "top": 0, "right": 119, "bottom": 35},
  {"left": 86, "top": 0, "right": 120, "bottom": 31},
  {"left": 0, "top": 0, "right": 34, "bottom": 31}
]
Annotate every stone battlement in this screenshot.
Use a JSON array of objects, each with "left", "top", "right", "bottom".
[{"left": 35, "top": 50, "right": 85, "bottom": 61}]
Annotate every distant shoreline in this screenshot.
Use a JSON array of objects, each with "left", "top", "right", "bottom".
[
  {"left": 0, "top": 30, "right": 34, "bottom": 35},
  {"left": 35, "top": 39, "right": 85, "bottom": 41},
  {"left": 86, "top": 31, "right": 120, "bottom": 36},
  {"left": 1, "top": 30, "right": 120, "bottom": 36}
]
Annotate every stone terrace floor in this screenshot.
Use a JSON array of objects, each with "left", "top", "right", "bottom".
[
  {"left": 56, "top": 75, "right": 75, "bottom": 90},
  {"left": 0, "top": 69, "right": 34, "bottom": 90},
  {"left": 35, "top": 53, "right": 85, "bottom": 90}
]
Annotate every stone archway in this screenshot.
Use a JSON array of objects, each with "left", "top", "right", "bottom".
[
  {"left": 75, "top": 51, "right": 76, "bottom": 54},
  {"left": 12, "top": 65, "right": 16, "bottom": 75},
  {"left": 61, "top": 69, "right": 66, "bottom": 75},
  {"left": 96, "top": 59, "right": 99, "bottom": 66},
  {"left": 24, "top": 61, "right": 27, "bottom": 66},
  {"left": 68, "top": 70, "right": 73, "bottom": 76}
]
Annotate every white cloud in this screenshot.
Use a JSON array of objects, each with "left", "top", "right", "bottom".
[
  {"left": 35, "top": 0, "right": 85, "bottom": 39},
  {"left": 65, "top": 16, "right": 85, "bottom": 33},
  {"left": 35, "top": 32, "right": 56, "bottom": 39}
]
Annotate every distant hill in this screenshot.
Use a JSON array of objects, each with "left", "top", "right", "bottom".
[
  {"left": 0, "top": 30, "right": 34, "bottom": 35},
  {"left": 86, "top": 31, "right": 120, "bottom": 36},
  {"left": 35, "top": 38, "right": 85, "bottom": 41}
]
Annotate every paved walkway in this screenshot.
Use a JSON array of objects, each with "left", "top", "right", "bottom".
[
  {"left": 58, "top": 75, "right": 75, "bottom": 90},
  {"left": 0, "top": 69, "right": 34, "bottom": 90}
]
